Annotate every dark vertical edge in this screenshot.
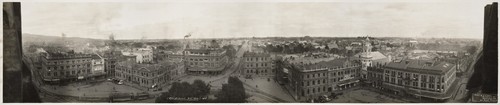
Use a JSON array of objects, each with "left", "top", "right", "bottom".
[
  {"left": 3, "top": 2, "right": 23, "bottom": 103},
  {"left": 482, "top": 2, "right": 498, "bottom": 94}
]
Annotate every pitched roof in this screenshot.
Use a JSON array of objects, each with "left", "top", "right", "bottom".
[
  {"left": 354, "top": 51, "right": 388, "bottom": 60},
  {"left": 116, "top": 59, "right": 177, "bottom": 72},
  {"left": 327, "top": 42, "right": 339, "bottom": 49},
  {"left": 294, "top": 58, "right": 355, "bottom": 71},
  {"left": 385, "top": 59, "right": 455, "bottom": 74},
  {"left": 243, "top": 51, "right": 271, "bottom": 57}
]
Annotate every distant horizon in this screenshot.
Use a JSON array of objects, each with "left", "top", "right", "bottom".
[{"left": 23, "top": 33, "right": 483, "bottom": 40}]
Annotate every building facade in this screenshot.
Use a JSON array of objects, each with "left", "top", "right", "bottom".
[
  {"left": 91, "top": 54, "right": 106, "bottom": 78},
  {"left": 40, "top": 51, "right": 93, "bottom": 82},
  {"left": 115, "top": 60, "right": 178, "bottom": 90},
  {"left": 241, "top": 51, "right": 274, "bottom": 77},
  {"left": 184, "top": 40, "right": 229, "bottom": 75},
  {"left": 381, "top": 59, "right": 457, "bottom": 101},
  {"left": 121, "top": 47, "right": 153, "bottom": 64},
  {"left": 102, "top": 51, "right": 122, "bottom": 77},
  {"left": 286, "top": 58, "right": 362, "bottom": 100}
]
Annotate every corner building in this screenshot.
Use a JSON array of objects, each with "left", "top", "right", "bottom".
[
  {"left": 184, "top": 40, "right": 229, "bottom": 75},
  {"left": 382, "top": 59, "right": 457, "bottom": 101},
  {"left": 241, "top": 51, "right": 275, "bottom": 77},
  {"left": 287, "top": 58, "right": 361, "bottom": 100},
  {"left": 40, "top": 51, "right": 93, "bottom": 82}
]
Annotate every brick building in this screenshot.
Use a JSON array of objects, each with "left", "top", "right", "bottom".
[
  {"left": 286, "top": 58, "right": 362, "bottom": 100},
  {"left": 40, "top": 51, "right": 93, "bottom": 82},
  {"left": 381, "top": 59, "right": 458, "bottom": 101},
  {"left": 115, "top": 59, "right": 181, "bottom": 90},
  {"left": 241, "top": 51, "right": 274, "bottom": 77}
]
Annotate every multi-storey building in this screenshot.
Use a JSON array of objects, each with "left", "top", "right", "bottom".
[
  {"left": 121, "top": 47, "right": 153, "bottom": 64},
  {"left": 102, "top": 51, "right": 122, "bottom": 77},
  {"left": 354, "top": 37, "right": 391, "bottom": 80},
  {"left": 115, "top": 59, "right": 180, "bottom": 90},
  {"left": 40, "top": 51, "right": 93, "bottom": 82},
  {"left": 241, "top": 51, "right": 274, "bottom": 77},
  {"left": 286, "top": 58, "right": 362, "bottom": 100},
  {"left": 184, "top": 40, "right": 229, "bottom": 75},
  {"left": 90, "top": 54, "right": 106, "bottom": 79},
  {"left": 382, "top": 59, "right": 457, "bottom": 101},
  {"left": 367, "top": 64, "right": 385, "bottom": 89}
]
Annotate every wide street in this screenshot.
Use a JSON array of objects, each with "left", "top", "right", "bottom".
[
  {"left": 177, "top": 40, "right": 250, "bottom": 84},
  {"left": 449, "top": 47, "right": 482, "bottom": 102}
]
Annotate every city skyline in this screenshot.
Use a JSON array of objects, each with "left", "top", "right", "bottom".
[{"left": 22, "top": 2, "right": 486, "bottom": 39}]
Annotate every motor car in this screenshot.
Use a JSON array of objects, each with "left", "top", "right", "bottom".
[
  {"left": 322, "top": 95, "right": 331, "bottom": 102},
  {"left": 117, "top": 80, "right": 124, "bottom": 85}
]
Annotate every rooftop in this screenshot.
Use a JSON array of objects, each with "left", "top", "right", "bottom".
[
  {"left": 385, "top": 59, "right": 455, "bottom": 73},
  {"left": 293, "top": 58, "right": 358, "bottom": 72},
  {"left": 354, "top": 51, "right": 388, "bottom": 60},
  {"left": 43, "top": 50, "right": 92, "bottom": 59},
  {"left": 116, "top": 59, "right": 178, "bottom": 72},
  {"left": 243, "top": 51, "right": 271, "bottom": 57}
]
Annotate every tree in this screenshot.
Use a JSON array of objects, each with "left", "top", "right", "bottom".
[
  {"left": 465, "top": 46, "right": 477, "bottom": 54},
  {"left": 222, "top": 45, "right": 236, "bottom": 58},
  {"left": 156, "top": 80, "right": 211, "bottom": 103},
  {"left": 215, "top": 77, "right": 247, "bottom": 103},
  {"left": 193, "top": 79, "right": 210, "bottom": 96}
]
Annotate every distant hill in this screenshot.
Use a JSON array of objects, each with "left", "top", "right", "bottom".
[{"left": 22, "top": 33, "right": 103, "bottom": 43}]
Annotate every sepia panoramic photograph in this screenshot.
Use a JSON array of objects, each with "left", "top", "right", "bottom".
[{"left": 2, "top": 0, "right": 498, "bottom": 103}]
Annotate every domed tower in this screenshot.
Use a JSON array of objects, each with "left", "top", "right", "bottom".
[{"left": 360, "top": 37, "right": 373, "bottom": 79}]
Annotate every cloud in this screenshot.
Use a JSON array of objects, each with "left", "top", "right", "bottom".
[{"left": 22, "top": 2, "right": 485, "bottom": 39}]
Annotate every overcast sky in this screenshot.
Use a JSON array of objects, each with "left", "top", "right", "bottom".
[{"left": 22, "top": 1, "right": 488, "bottom": 39}]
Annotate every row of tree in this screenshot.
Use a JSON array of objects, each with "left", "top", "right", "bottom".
[
  {"left": 156, "top": 77, "right": 248, "bottom": 103},
  {"left": 156, "top": 80, "right": 210, "bottom": 103}
]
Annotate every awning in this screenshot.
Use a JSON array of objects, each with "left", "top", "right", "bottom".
[{"left": 337, "top": 80, "right": 360, "bottom": 86}]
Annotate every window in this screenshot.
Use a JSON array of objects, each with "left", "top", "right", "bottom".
[
  {"left": 421, "top": 75, "right": 427, "bottom": 82},
  {"left": 421, "top": 83, "right": 427, "bottom": 88}
]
